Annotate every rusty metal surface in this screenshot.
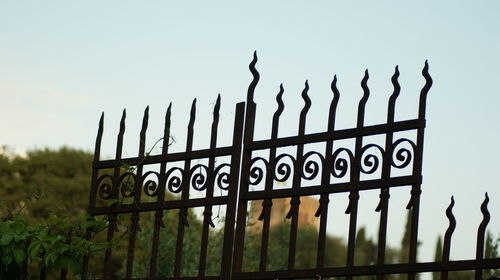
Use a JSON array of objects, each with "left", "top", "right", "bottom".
[{"left": 80, "top": 53, "right": 500, "bottom": 280}]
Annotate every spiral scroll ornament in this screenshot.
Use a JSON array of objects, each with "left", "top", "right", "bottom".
[
  {"left": 190, "top": 164, "right": 209, "bottom": 191},
  {"left": 358, "top": 144, "right": 385, "bottom": 174},
  {"left": 97, "top": 174, "right": 114, "bottom": 200},
  {"left": 301, "top": 151, "right": 324, "bottom": 180},
  {"left": 390, "top": 138, "right": 416, "bottom": 169},
  {"left": 142, "top": 171, "right": 161, "bottom": 197},
  {"left": 166, "top": 167, "right": 184, "bottom": 194},
  {"left": 331, "top": 148, "right": 354, "bottom": 178},
  {"left": 119, "top": 172, "right": 136, "bottom": 198},
  {"left": 248, "top": 157, "right": 269, "bottom": 186},
  {"left": 273, "top": 154, "right": 295, "bottom": 182},
  {"left": 214, "top": 163, "right": 231, "bottom": 190}
]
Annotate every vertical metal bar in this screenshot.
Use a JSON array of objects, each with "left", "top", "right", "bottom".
[
  {"left": 316, "top": 76, "right": 340, "bottom": 268},
  {"left": 40, "top": 268, "right": 46, "bottom": 280},
  {"left": 103, "top": 109, "right": 126, "bottom": 279},
  {"left": 125, "top": 107, "right": 149, "bottom": 278},
  {"left": 173, "top": 99, "right": 196, "bottom": 278},
  {"left": 375, "top": 66, "right": 400, "bottom": 280},
  {"left": 286, "top": 81, "right": 310, "bottom": 269},
  {"left": 82, "top": 113, "right": 104, "bottom": 279},
  {"left": 232, "top": 101, "right": 256, "bottom": 275},
  {"left": 20, "top": 258, "right": 27, "bottom": 280},
  {"left": 345, "top": 70, "right": 369, "bottom": 280},
  {"left": 60, "top": 269, "right": 67, "bottom": 280},
  {"left": 125, "top": 213, "right": 139, "bottom": 277},
  {"left": 149, "top": 103, "right": 172, "bottom": 278},
  {"left": 258, "top": 84, "right": 284, "bottom": 272},
  {"left": 441, "top": 196, "right": 456, "bottom": 280},
  {"left": 88, "top": 112, "right": 104, "bottom": 210},
  {"left": 232, "top": 52, "right": 259, "bottom": 276},
  {"left": 220, "top": 102, "right": 245, "bottom": 279},
  {"left": 475, "top": 193, "right": 490, "bottom": 280},
  {"left": 407, "top": 61, "right": 432, "bottom": 280},
  {"left": 199, "top": 95, "right": 221, "bottom": 277}
]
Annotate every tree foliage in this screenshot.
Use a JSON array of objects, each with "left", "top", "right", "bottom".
[{"left": 0, "top": 146, "right": 93, "bottom": 222}]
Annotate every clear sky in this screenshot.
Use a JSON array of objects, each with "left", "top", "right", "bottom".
[{"left": 1, "top": 0, "right": 500, "bottom": 272}]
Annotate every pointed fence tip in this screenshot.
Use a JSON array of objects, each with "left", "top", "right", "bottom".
[
  {"left": 189, "top": 99, "right": 197, "bottom": 119},
  {"left": 361, "top": 69, "right": 370, "bottom": 82},
  {"left": 302, "top": 80, "right": 310, "bottom": 94},
  {"left": 98, "top": 112, "right": 104, "bottom": 131},
  {"left": 214, "top": 94, "right": 221, "bottom": 111},
  {"left": 250, "top": 51, "right": 258, "bottom": 64},
  {"left": 449, "top": 196, "right": 455, "bottom": 207},
  {"left": 168, "top": 102, "right": 172, "bottom": 110},
  {"left": 278, "top": 83, "right": 284, "bottom": 93},
  {"left": 331, "top": 75, "right": 340, "bottom": 98},
  {"left": 392, "top": 66, "right": 400, "bottom": 81},
  {"left": 424, "top": 60, "right": 430, "bottom": 71},
  {"left": 250, "top": 51, "right": 258, "bottom": 67}
]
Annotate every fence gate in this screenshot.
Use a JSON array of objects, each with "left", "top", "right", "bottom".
[{"left": 84, "top": 53, "right": 500, "bottom": 280}]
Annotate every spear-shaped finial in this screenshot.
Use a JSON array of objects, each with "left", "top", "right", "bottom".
[
  {"left": 247, "top": 51, "right": 260, "bottom": 103},
  {"left": 387, "top": 66, "right": 401, "bottom": 123},
  {"left": 357, "top": 70, "right": 370, "bottom": 128},
  {"left": 298, "top": 80, "right": 311, "bottom": 136}
]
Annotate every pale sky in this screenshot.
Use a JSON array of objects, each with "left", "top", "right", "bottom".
[{"left": 1, "top": 1, "right": 500, "bottom": 273}]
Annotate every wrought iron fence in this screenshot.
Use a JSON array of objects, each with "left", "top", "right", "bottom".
[{"left": 83, "top": 53, "right": 500, "bottom": 280}]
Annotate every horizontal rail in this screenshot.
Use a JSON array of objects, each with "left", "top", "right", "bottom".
[
  {"left": 94, "top": 146, "right": 234, "bottom": 169},
  {"left": 235, "top": 258, "right": 500, "bottom": 279},
  {"left": 248, "top": 119, "right": 423, "bottom": 151},
  {"left": 90, "top": 277, "right": 220, "bottom": 280},
  {"left": 88, "top": 196, "right": 228, "bottom": 215},
  {"left": 241, "top": 175, "right": 421, "bottom": 200}
]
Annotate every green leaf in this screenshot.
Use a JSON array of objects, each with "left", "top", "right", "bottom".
[
  {"left": 28, "top": 241, "right": 42, "bottom": 259},
  {"left": 1, "top": 252, "right": 13, "bottom": 265},
  {"left": 13, "top": 231, "right": 29, "bottom": 242},
  {"left": 44, "top": 251, "right": 57, "bottom": 267},
  {"left": 0, "top": 233, "right": 13, "bottom": 246},
  {"left": 12, "top": 248, "right": 25, "bottom": 264}
]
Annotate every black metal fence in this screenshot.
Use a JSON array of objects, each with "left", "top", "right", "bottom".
[{"left": 83, "top": 53, "right": 500, "bottom": 280}]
